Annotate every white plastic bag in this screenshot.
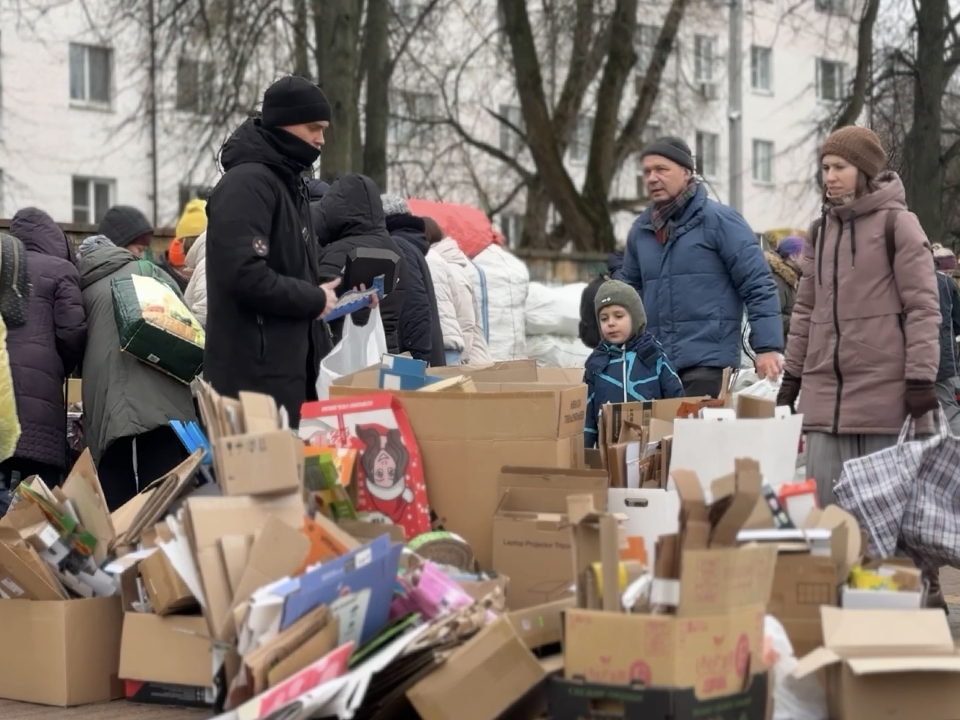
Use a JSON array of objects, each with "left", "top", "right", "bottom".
[
  {"left": 316, "top": 306, "right": 387, "bottom": 400},
  {"left": 765, "top": 615, "right": 827, "bottom": 720}
]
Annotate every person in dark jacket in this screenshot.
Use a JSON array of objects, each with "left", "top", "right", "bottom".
[
  {"left": 313, "top": 175, "right": 406, "bottom": 354},
  {"left": 2, "top": 208, "right": 87, "bottom": 487},
  {"left": 579, "top": 250, "right": 625, "bottom": 349},
  {"left": 204, "top": 76, "right": 341, "bottom": 427},
  {"left": 381, "top": 194, "right": 444, "bottom": 366},
  {"left": 584, "top": 280, "right": 684, "bottom": 447},
  {"left": 766, "top": 235, "right": 802, "bottom": 339},
  {"left": 78, "top": 243, "right": 194, "bottom": 510},
  {"left": 934, "top": 249, "right": 960, "bottom": 433},
  {"left": 617, "top": 137, "right": 783, "bottom": 396}
]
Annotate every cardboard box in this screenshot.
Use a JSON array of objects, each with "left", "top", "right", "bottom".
[
  {"left": 0, "top": 597, "right": 123, "bottom": 706},
  {"left": 564, "top": 463, "right": 777, "bottom": 700},
  {"left": 140, "top": 548, "right": 197, "bottom": 615},
  {"left": 331, "top": 360, "right": 587, "bottom": 568},
  {"left": 607, "top": 488, "right": 679, "bottom": 570},
  {"left": 119, "top": 612, "right": 215, "bottom": 689},
  {"left": 493, "top": 467, "right": 607, "bottom": 610},
  {"left": 407, "top": 617, "right": 547, "bottom": 720},
  {"left": 794, "top": 607, "right": 960, "bottom": 720},
  {"left": 507, "top": 598, "right": 573, "bottom": 651},
  {"left": 214, "top": 430, "right": 304, "bottom": 497}
]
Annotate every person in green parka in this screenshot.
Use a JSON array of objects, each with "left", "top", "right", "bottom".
[{"left": 77, "top": 217, "right": 196, "bottom": 512}]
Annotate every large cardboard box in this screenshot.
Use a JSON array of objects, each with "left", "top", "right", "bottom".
[
  {"left": 794, "top": 607, "right": 960, "bottom": 720},
  {"left": 331, "top": 360, "right": 587, "bottom": 567},
  {"left": 119, "top": 612, "right": 215, "bottom": 690},
  {"left": 492, "top": 467, "right": 607, "bottom": 610},
  {"left": 0, "top": 597, "right": 123, "bottom": 706}
]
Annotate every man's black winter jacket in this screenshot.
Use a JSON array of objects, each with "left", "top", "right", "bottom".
[{"left": 204, "top": 119, "right": 327, "bottom": 427}]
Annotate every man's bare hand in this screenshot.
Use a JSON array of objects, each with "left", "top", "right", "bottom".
[
  {"left": 755, "top": 351, "right": 784, "bottom": 380},
  {"left": 318, "top": 277, "right": 341, "bottom": 319},
  {"left": 358, "top": 283, "right": 380, "bottom": 309}
]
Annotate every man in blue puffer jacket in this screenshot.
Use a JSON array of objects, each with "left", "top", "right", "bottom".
[{"left": 617, "top": 136, "right": 783, "bottom": 397}]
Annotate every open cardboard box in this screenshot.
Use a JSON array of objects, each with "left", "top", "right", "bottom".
[
  {"left": 563, "top": 460, "right": 776, "bottom": 715},
  {"left": 492, "top": 467, "right": 607, "bottom": 610},
  {"left": 794, "top": 607, "right": 960, "bottom": 720},
  {"left": 330, "top": 360, "right": 588, "bottom": 568}
]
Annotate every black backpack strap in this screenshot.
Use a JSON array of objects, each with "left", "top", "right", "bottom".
[
  {"left": 807, "top": 219, "right": 821, "bottom": 248},
  {"left": 884, "top": 209, "right": 900, "bottom": 269}
]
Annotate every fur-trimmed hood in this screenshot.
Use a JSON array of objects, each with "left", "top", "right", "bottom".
[{"left": 765, "top": 250, "right": 799, "bottom": 290}]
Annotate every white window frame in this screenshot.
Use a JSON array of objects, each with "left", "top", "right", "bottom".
[
  {"left": 636, "top": 124, "right": 661, "bottom": 199},
  {"left": 72, "top": 176, "right": 116, "bottom": 225},
  {"left": 695, "top": 131, "right": 720, "bottom": 179},
  {"left": 176, "top": 57, "right": 215, "bottom": 115},
  {"left": 750, "top": 45, "right": 773, "bottom": 93},
  {"left": 693, "top": 35, "right": 717, "bottom": 84},
  {"left": 752, "top": 140, "right": 775, "bottom": 185},
  {"left": 568, "top": 114, "right": 594, "bottom": 164},
  {"left": 636, "top": 24, "right": 661, "bottom": 76},
  {"left": 817, "top": 59, "right": 845, "bottom": 102},
  {"left": 498, "top": 104, "right": 524, "bottom": 155},
  {"left": 69, "top": 43, "right": 113, "bottom": 107},
  {"left": 389, "top": 90, "right": 440, "bottom": 146}
]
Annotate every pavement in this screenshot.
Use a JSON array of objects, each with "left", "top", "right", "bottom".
[
  {"left": 0, "top": 700, "right": 211, "bottom": 719},
  {"left": 941, "top": 566, "right": 960, "bottom": 637}
]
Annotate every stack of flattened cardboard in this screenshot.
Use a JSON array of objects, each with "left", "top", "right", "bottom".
[
  {"left": 0, "top": 447, "right": 202, "bottom": 707},
  {"left": 553, "top": 458, "right": 778, "bottom": 720}
]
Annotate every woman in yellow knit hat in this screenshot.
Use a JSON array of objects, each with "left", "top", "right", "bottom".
[{"left": 161, "top": 199, "right": 208, "bottom": 292}]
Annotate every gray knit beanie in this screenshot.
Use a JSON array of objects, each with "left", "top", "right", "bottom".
[
  {"left": 595, "top": 279, "right": 647, "bottom": 339},
  {"left": 380, "top": 194, "right": 410, "bottom": 218}
]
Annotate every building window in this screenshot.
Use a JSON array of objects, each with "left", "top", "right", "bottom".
[
  {"left": 176, "top": 58, "right": 214, "bottom": 114},
  {"left": 693, "top": 35, "right": 717, "bottom": 83},
  {"left": 636, "top": 124, "right": 661, "bottom": 199},
  {"left": 499, "top": 105, "right": 524, "bottom": 155},
  {"left": 499, "top": 212, "right": 523, "bottom": 249},
  {"left": 817, "top": 59, "right": 845, "bottom": 102},
  {"left": 568, "top": 114, "right": 594, "bottom": 163},
  {"left": 389, "top": 91, "right": 440, "bottom": 146},
  {"left": 750, "top": 46, "right": 772, "bottom": 93},
  {"left": 752, "top": 140, "right": 774, "bottom": 185},
  {"left": 72, "top": 177, "right": 115, "bottom": 224},
  {"left": 636, "top": 24, "right": 661, "bottom": 75},
  {"left": 695, "top": 131, "right": 719, "bottom": 179},
  {"left": 69, "top": 43, "right": 112, "bottom": 105},
  {"left": 814, "top": 0, "right": 846, "bottom": 12}
]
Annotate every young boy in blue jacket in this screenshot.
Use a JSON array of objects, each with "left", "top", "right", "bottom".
[{"left": 584, "top": 280, "right": 684, "bottom": 448}]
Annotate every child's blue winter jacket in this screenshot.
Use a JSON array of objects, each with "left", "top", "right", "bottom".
[{"left": 583, "top": 331, "right": 684, "bottom": 447}]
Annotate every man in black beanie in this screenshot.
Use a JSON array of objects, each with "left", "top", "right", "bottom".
[
  {"left": 204, "top": 75, "right": 343, "bottom": 428},
  {"left": 616, "top": 135, "right": 783, "bottom": 397}
]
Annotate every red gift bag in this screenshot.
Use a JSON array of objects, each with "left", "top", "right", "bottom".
[{"left": 299, "top": 393, "right": 431, "bottom": 540}]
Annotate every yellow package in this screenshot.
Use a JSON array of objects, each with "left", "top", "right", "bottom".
[{"left": 849, "top": 565, "right": 899, "bottom": 591}]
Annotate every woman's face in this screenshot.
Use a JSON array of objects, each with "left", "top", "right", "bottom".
[
  {"left": 372, "top": 449, "right": 397, "bottom": 488},
  {"left": 822, "top": 154, "right": 858, "bottom": 198}
]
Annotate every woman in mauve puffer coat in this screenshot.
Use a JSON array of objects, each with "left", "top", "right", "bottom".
[{"left": 4, "top": 208, "right": 87, "bottom": 486}]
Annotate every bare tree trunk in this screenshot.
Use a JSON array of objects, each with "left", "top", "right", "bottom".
[
  {"left": 315, "top": 0, "right": 363, "bottom": 182},
  {"left": 832, "top": 0, "right": 880, "bottom": 130},
  {"left": 362, "top": 0, "right": 391, "bottom": 190},
  {"left": 520, "top": 181, "right": 552, "bottom": 248},
  {"left": 904, "top": 0, "right": 946, "bottom": 240},
  {"left": 292, "top": 0, "right": 311, "bottom": 79}
]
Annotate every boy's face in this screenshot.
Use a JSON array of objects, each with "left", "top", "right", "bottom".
[{"left": 599, "top": 304, "right": 632, "bottom": 345}]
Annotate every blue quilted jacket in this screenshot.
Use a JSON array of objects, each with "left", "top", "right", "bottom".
[
  {"left": 583, "top": 332, "right": 684, "bottom": 447},
  {"left": 616, "top": 185, "right": 783, "bottom": 372}
]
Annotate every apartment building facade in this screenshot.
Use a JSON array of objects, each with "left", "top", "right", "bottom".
[{"left": 0, "top": 0, "right": 858, "bottom": 243}]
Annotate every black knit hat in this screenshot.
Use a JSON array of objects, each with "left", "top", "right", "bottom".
[
  {"left": 98, "top": 206, "right": 153, "bottom": 248},
  {"left": 641, "top": 136, "right": 695, "bottom": 172},
  {"left": 262, "top": 76, "right": 332, "bottom": 128}
]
